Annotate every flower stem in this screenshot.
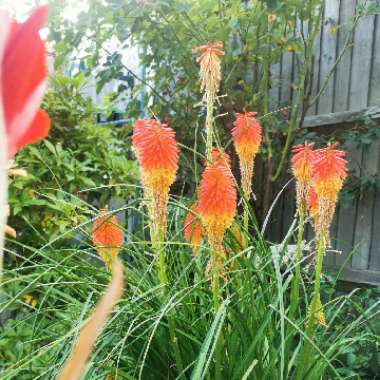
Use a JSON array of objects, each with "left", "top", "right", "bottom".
[
  {"left": 243, "top": 197, "right": 249, "bottom": 249},
  {"left": 153, "top": 225, "right": 185, "bottom": 378},
  {"left": 295, "top": 231, "right": 326, "bottom": 380},
  {"left": 206, "top": 93, "right": 214, "bottom": 160},
  {"left": 212, "top": 271, "right": 223, "bottom": 380},
  {"left": 289, "top": 207, "right": 305, "bottom": 319}
]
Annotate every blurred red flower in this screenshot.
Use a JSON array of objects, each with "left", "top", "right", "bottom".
[{"left": 1, "top": 6, "right": 50, "bottom": 157}]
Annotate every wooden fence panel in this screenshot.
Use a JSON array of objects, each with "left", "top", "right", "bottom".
[{"left": 266, "top": 0, "right": 380, "bottom": 284}]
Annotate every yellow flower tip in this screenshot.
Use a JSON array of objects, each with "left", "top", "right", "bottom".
[
  {"left": 23, "top": 294, "right": 37, "bottom": 308},
  {"left": 267, "top": 14, "right": 277, "bottom": 23}
]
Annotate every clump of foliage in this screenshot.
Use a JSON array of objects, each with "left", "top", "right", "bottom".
[{"left": 7, "top": 73, "right": 138, "bottom": 246}]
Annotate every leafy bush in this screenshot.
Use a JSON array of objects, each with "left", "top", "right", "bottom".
[{"left": 7, "top": 73, "right": 138, "bottom": 247}]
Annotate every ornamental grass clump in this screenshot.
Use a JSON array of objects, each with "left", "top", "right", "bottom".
[
  {"left": 198, "top": 148, "right": 237, "bottom": 278},
  {"left": 132, "top": 118, "right": 179, "bottom": 244}
]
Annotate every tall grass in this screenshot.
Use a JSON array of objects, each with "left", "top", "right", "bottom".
[{"left": 1, "top": 189, "right": 379, "bottom": 379}]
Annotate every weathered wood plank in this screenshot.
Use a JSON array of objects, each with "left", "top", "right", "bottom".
[
  {"left": 269, "top": 60, "right": 281, "bottom": 111},
  {"left": 279, "top": 50, "right": 294, "bottom": 105},
  {"left": 369, "top": 186, "right": 380, "bottom": 271},
  {"left": 348, "top": 1, "right": 375, "bottom": 110},
  {"left": 317, "top": 0, "right": 340, "bottom": 114},
  {"left": 325, "top": 267, "right": 380, "bottom": 285},
  {"left": 369, "top": 15, "right": 380, "bottom": 106},
  {"left": 352, "top": 140, "right": 380, "bottom": 270},
  {"left": 333, "top": 0, "right": 356, "bottom": 112},
  {"left": 302, "top": 105, "right": 380, "bottom": 128},
  {"left": 335, "top": 145, "right": 361, "bottom": 268},
  {"left": 307, "top": 5, "right": 323, "bottom": 116}
]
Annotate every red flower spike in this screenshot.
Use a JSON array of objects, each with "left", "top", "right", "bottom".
[
  {"left": 1, "top": 6, "right": 50, "bottom": 157},
  {"left": 312, "top": 144, "right": 348, "bottom": 244},
  {"left": 92, "top": 209, "right": 124, "bottom": 270},
  {"left": 232, "top": 111, "right": 262, "bottom": 197},
  {"left": 132, "top": 119, "right": 178, "bottom": 180},
  {"left": 313, "top": 145, "right": 347, "bottom": 186},
  {"left": 307, "top": 187, "right": 319, "bottom": 226},
  {"left": 198, "top": 149, "right": 236, "bottom": 225},
  {"left": 132, "top": 118, "right": 179, "bottom": 240},
  {"left": 195, "top": 41, "right": 224, "bottom": 99},
  {"left": 198, "top": 148, "right": 237, "bottom": 269},
  {"left": 184, "top": 204, "right": 204, "bottom": 253},
  {"left": 291, "top": 142, "right": 315, "bottom": 213},
  {"left": 292, "top": 142, "right": 315, "bottom": 183}
]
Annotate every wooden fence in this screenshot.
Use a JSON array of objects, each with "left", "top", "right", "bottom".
[{"left": 266, "top": 0, "right": 380, "bottom": 284}]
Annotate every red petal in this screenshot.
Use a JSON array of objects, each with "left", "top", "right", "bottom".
[
  {"left": 8, "top": 108, "right": 50, "bottom": 156},
  {"left": 2, "top": 6, "right": 49, "bottom": 152}
]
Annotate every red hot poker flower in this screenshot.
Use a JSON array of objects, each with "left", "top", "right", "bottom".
[
  {"left": 184, "top": 204, "right": 204, "bottom": 254},
  {"left": 195, "top": 41, "right": 225, "bottom": 62},
  {"left": 92, "top": 209, "right": 124, "bottom": 270},
  {"left": 1, "top": 6, "right": 50, "bottom": 157},
  {"left": 307, "top": 187, "right": 319, "bottom": 227},
  {"left": 132, "top": 119, "right": 179, "bottom": 240},
  {"left": 291, "top": 142, "right": 315, "bottom": 213},
  {"left": 232, "top": 111, "right": 262, "bottom": 198},
  {"left": 312, "top": 144, "right": 347, "bottom": 244},
  {"left": 195, "top": 41, "right": 225, "bottom": 99},
  {"left": 198, "top": 148, "right": 237, "bottom": 274}
]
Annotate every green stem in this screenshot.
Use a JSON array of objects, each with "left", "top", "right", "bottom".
[
  {"left": 153, "top": 225, "right": 185, "bottom": 378},
  {"left": 212, "top": 271, "right": 223, "bottom": 380},
  {"left": 295, "top": 231, "right": 326, "bottom": 380},
  {"left": 289, "top": 207, "right": 305, "bottom": 319},
  {"left": 206, "top": 93, "right": 214, "bottom": 160},
  {"left": 243, "top": 194, "right": 250, "bottom": 248}
]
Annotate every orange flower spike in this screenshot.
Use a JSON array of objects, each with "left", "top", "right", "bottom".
[
  {"left": 132, "top": 119, "right": 179, "bottom": 240},
  {"left": 195, "top": 41, "right": 225, "bottom": 99},
  {"left": 291, "top": 142, "right": 315, "bottom": 213},
  {"left": 198, "top": 148, "right": 237, "bottom": 273},
  {"left": 312, "top": 144, "right": 347, "bottom": 243},
  {"left": 307, "top": 187, "right": 319, "bottom": 227},
  {"left": 232, "top": 111, "right": 262, "bottom": 198},
  {"left": 92, "top": 209, "right": 124, "bottom": 270},
  {"left": 184, "top": 204, "right": 204, "bottom": 254}
]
